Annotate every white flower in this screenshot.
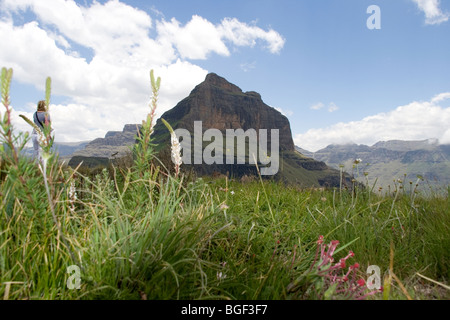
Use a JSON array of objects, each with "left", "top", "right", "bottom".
[
  {"left": 161, "top": 118, "right": 182, "bottom": 177},
  {"left": 170, "top": 131, "right": 182, "bottom": 176},
  {"left": 68, "top": 181, "right": 77, "bottom": 213},
  {"left": 230, "top": 191, "right": 235, "bottom": 195},
  {"left": 217, "top": 271, "right": 227, "bottom": 281},
  {"left": 69, "top": 181, "right": 77, "bottom": 200}
]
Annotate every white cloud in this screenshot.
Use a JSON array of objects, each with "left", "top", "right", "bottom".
[
  {"left": 310, "top": 102, "right": 324, "bottom": 110},
  {"left": 412, "top": 0, "right": 449, "bottom": 25},
  {"left": 441, "top": 129, "right": 450, "bottom": 144},
  {"left": 431, "top": 92, "right": 450, "bottom": 103},
  {"left": 218, "top": 18, "right": 285, "bottom": 54},
  {"left": 310, "top": 102, "right": 339, "bottom": 112},
  {"left": 295, "top": 93, "right": 450, "bottom": 152},
  {"left": 240, "top": 61, "right": 257, "bottom": 72},
  {"left": 0, "top": 0, "right": 285, "bottom": 142},
  {"left": 274, "top": 107, "right": 293, "bottom": 117},
  {"left": 3, "top": 0, "right": 155, "bottom": 59},
  {"left": 156, "top": 15, "right": 230, "bottom": 60},
  {"left": 327, "top": 102, "right": 339, "bottom": 113},
  {"left": 156, "top": 15, "right": 285, "bottom": 60}
]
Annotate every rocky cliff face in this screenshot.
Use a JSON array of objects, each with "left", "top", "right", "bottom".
[
  {"left": 152, "top": 73, "right": 295, "bottom": 151},
  {"left": 70, "top": 124, "right": 140, "bottom": 159}
]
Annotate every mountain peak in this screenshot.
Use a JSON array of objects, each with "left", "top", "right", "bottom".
[
  {"left": 201, "top": 72, "right": 243, "bottom": 94},
  {"left": 204, "top": 72, "right": 224, "bottom": 83},
  {"left": 154, "top": 73, "right": 294, "bottom": 151},
  {"left": 69, "top": 73, "right": 349, "bottom": 187}
]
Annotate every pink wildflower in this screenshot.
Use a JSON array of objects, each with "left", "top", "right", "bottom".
[
  {"left": 351, "top": 263, "right": 360, "bottom": 269},
  {"left": 303, "top": 236, "right": 382, "bottom": 300},
  {"left": 317, "top": 235, "right": 324, "bottom": 244}
]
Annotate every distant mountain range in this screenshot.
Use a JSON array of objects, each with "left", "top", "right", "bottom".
[
  {"left": 54, "top": 136, "right": 449, "bottom": 192},
  {"left": 50, "top": 136, "right": 450, "bottom": 191},
  {"left": 23, "top": 141, "right": 89, "bottom": 163},
  {"left": 296, "top": 139, "right": 450, "bottom": 191}
]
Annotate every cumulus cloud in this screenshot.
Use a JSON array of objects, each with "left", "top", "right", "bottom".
[
  {"left": 295, "top": 93, "right": 450, "bottom": 152},
  {"left": 0, "top": 0, "right": 285, "bottom": 142},
  {"left": 156, "top": 15, "right": 230, "bottom": 60},
  {"left": 412, "top": 0, "right": 449, "bottom": 25},
  {"left": 218, "top": 18, "right": 285, "bottom": 54},
  {"left": 156, "top": 15, "right": 285, "bottom": 60}
]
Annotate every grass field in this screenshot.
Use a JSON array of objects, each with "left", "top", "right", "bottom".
[{"left": 1, "top": 153, "right": 448, "bottom": 300}]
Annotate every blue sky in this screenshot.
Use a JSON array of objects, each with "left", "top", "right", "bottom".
[{"left": 1, "top": 0, "right": 449, "bottom": 151}]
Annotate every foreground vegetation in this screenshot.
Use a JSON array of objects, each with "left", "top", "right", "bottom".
[{"left": 1, "top": 68, "right": 449, "bottom": 300}]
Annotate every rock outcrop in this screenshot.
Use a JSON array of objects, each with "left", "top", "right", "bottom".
[
  {"left": 69, "top": 72, "right": 351, "bottom": 187},
  {"left": 151, "top": 73, "right": 347, "bottom": 187},
  {"left": 152, "top": 73, "right": 294, "bottom": 151},
  {"left": 72, "top": 124, "right": 140, "bottom": 158}
]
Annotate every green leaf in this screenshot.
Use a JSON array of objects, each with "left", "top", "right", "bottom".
[
  {"left": 19, "top": 114, "right": 42, "bottom": 134},
  {"left": 150, "top": 69, "right": 161, "bottom": 91},
  {"left": 383, "top": 275, "right": 391, "bottom": 300},
  {"left": 45, "top": 76, "right": 52, "bottom": 110},
  {"left": 333, "top": 237, "right": 360, "bottom": 255},
  {"left": 161, "top": 118, "right": 174, "bottom": 135},
  {"left": 1, "top": 67, "right": 13, "bottom": 106}
]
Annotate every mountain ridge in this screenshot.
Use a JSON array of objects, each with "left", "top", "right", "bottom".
[{"left": 296, "top": 139, "right": 450, "bottom": 190}]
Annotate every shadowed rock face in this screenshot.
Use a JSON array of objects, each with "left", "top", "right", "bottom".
[{"left": 152, "top": 73, "right": 295, "bottom": 151}]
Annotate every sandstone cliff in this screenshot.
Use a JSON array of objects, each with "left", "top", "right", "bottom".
[{"left": 152, "top": 73, "right": 294, "bottom": 151}]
